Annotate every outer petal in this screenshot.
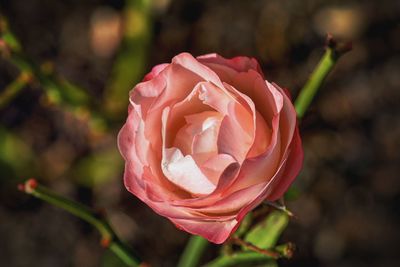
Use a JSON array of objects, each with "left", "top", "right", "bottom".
[
  {"left": 172, "top": 53, "right": 224, "bottom": 88},
  {"left": 197, "top": 53, "right": 263, "bottom": 75},
  {"left": 265, "top": 125, "right": 303, "bottom": 201},
  {"left": 118, "top": 107, "right": 186, "bottom": 201},
  {"left": 142, "top": 63, "right": 168, "bottom": 82},
  {"left": 171, "top": 217, "right": 239, "bottom": 244}
]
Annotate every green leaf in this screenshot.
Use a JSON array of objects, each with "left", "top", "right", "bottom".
[{"left": 244, "top": 211, "right": 289, "bottom": 249}]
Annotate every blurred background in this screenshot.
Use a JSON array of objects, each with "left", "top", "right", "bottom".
[{"left": 0, "top": 0, "right": 399, "bottom": 266}]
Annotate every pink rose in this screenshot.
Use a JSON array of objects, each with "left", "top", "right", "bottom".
[{"left": 118, "top": 53, "right": 303, "bottom": 244}]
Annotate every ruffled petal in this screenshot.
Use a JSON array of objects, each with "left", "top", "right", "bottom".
[
  {"left": 197, "top": 53, "right": 263, "bottom": 75},
  {"left": 265, "top": 126, "right": 303, "bottom": 201},
  {"left": 171, "top": 217, "right": 239, "bottom": 244},
  {"left": 172, "top": 53, "right": 224, "bottom": 88},
  {"left": 162, "top": 147, "right": 216, "bottom": 195},
  {"left": 143, "top": 63, "right": 169, "bottom": 82}
]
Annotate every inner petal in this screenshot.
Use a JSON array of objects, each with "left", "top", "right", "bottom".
[
  {"left": 174, "top": 111, "right": 223, "bottom": 157},
  {"left": 247, "top": 110, "right": 272, "bottom": 158},
  {"left": 162, "top": 147, "right": 216, "bottom": 195},
  {"left": 200, "top": 153, "right": 237, "bottom": 185},
  {"left": 217, "top": 101, "right": 253, "bottom": 163}
]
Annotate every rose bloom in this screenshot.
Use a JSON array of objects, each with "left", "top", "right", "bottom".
[{"left": 118, "top": 53, "right": 303, "bottom": 244}]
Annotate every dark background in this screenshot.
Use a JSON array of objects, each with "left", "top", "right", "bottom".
[{"left": 0, "top": 0, "right": 399, "bottom": 266}]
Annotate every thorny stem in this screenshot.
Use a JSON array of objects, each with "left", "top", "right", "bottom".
[
  {"left": 19, "top": 179, "right": 141, "bottom": 267},
  {"left": 294, "top": 34, "right": 352, "bottom": 118}
]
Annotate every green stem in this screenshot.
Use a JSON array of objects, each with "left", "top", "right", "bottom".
[
  {"left": 20, "top": 179, "right": 141, "bottom": 267},
  {"left": 203, "top": 251, "right": 273, "bottom": 267},
  {"left": 294, "top": 37, "right": 351, "bottom": 118},
  {"left": 109, "top": 240, "right": 141, "bottom": 267},
  {"left": 178, "top": 235, "right": 209, "bottom": 267},
  {"left": 203, "top": 243, "right": 293, "bottom": 267}
]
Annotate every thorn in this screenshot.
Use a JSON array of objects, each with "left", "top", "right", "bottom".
[{"left": 100, "top": 237, "right": 111, "bottom": 248}]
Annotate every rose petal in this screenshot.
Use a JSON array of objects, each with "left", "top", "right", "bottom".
[
  {"left": 272, "top": 83, "right": 297, "bottom": 152},
  {"left": 143, "top": 63, "right": 169, "bottom": 82},
  {"left": 162, "top": 147, "right": 216, "bottom": 195},
  {"left": 171, "top": 217, "right": 239, "bottom": 244},
  {"left": 174, "top": 111, "right": 223, "bottom": 157},
  {"left": 198, "top": 53, "right": 263, "bottom": 75},
  {"left": 265, "top": 126, "right": 303, "bottom": 201},
  {"left": 222, "top": 112, "right": 282, "bottom": 193},
  {"left": 161, "top": 107, "right": 216, "bottom": 195},
  {"left": 172, "top": 53, "right": 224, "bottom": 88},
  {"left": 223, "top": 82, "right": 271, "bottom": 159},
  {"left": 230, "top": 70, "right": 283, "bottom": 122},
  {"left": 197, "top": 82, "right": 254, "bottom": 163},
  {"left": 191, "top": 115, "right": 222, "bottom": 155},
  {"left": 200, "top": 153, "right": 236, "bottom": 185},
  {"left": 119, "top": 108, "right": 189, "bottom": 201},
  {"left": 194, "top": 182, "right": 266, "bottom": 215}
]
